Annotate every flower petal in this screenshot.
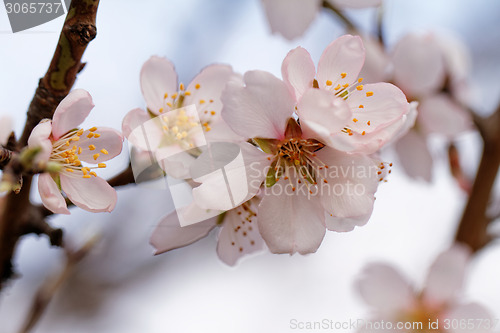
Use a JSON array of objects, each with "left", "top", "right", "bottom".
[
  {"left": 328, "top": 0, "right": 381, "bottom": 9},
  {"left": 192, "top": 142, "right": 269, "bottom": 211},
  {"left": 392, "top": 33, "right": 446, "bottom": 98},
  {"left": 221, "top": 70, "right": 294, "bottom": 140},
  {"left": 141, "top": 56, "right": 178, "bottom": 115},
  {"left": 27, "top": 120, "right": 53, "bottom": 163},
  {"left": 150, "top": 209, "right": 217, "bottom": 255},
  {"left": 355, "top": 263, "right": 415, "bottom": 314},
  {"left": 0, "top": 116, "right": 13, "bottom": 146},
  {"left": 317, "top": 35, "right": 365, "bottom": 90},
  {"left": 281, "top": 46, "right": 316, "bottom": 100},
  {"left": 316, "top": 148, "right": 379, "bottom": 219},
  {"left": 261, "top": 0, "right": 322, "bottom": 40},
  {"left": 52, "top": 89, "right": 94, "bottom": 140},
  {"left": 446, "top": 303, "right": 492, "bottom": 333},
  {"left": 258, "top": 185, "right": 325, "bottom": 254},
  {"left": 61, "top": 174, "right": 117, "bottom": 213},
  {"left": 395, "top": 130, "right": 433, "bottom": 182},
  {"left": 418, "top": 94, "right": 472, "bottom": 137},
  {"left": 77, "top": 127, "right": 123, "bottom": 164},
  {"left": 423, "top": 245, "right": 470, "bottom": 307},
  {"left": 38, "top": 173, "right": 70, "bottom": 215},
  {"left": 217, "top": 199, "right": 265, "bottom": 266},
  {"left": 358, "top": 35, "right": 390, "bottom": 83},
  {"left": 122, "top": 108, "right": 151, "bottom": 140},
  {"left": 297, "top": 88, "right": 352, "bottom": 145},
  {"left": 325, "top": 213, "right": 372, "bottom": 232},
  {"left": 185, "top": 64, "right": 242, "bottom": 123}
]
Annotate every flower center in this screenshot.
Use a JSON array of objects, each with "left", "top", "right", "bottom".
[
  {"left": 50, "top": 127, "right": 107, "bottom": 179},
  {"left": 159, "top": 83, "right": 218, "bottom": 132}
]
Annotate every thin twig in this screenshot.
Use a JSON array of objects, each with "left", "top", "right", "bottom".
[{"left": 322, "top": 1, "right": 358, "bottom": 33}]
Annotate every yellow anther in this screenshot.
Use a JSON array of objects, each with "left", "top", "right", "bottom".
[
  {"left": 180, "top": 83, "right": 185, "bottom": 91},
  {"left": 159, "top": 107, "right": 164, "bottom": 113},
  {"left": 65, "top": 141, "right": 70, "bottom": 146},
  {"left": 66, "top": 168, "right": 74, "bottom": 173},
  {"left": 83, "top": 175, "right": 92, "bottom": 179},
  {"left": 294, "top": 159, "right": 300, "bottom": 166},
  {"left": 93, "top": 153, "right": 100, "bottom": 160},
  {"left": 353, "top": 118, "right": 358, "bottom": 123},
  {"left": 71, "top": 136, "right": 80, "bottom": 141},
  {"left": 184, "top": 91, "right": 191, "bottom": 96},
  {"left": 89, "top": 127, "right": 98, "bottom": 132},
  {"left": 78, "top": 147, "right": 82, "bottom": 155},
  {"left": 341, "top": 73, "right": 347, "bottom": 78},
  {"left": 199, "top": 99, "right": 206, "bottom": 104},
  {"left": 171, "top": 93, "right": 178, "bottom": 99},
  {"left": 172, "top": 126, "right": 179, "bottom": 134},
  {"left": 90, "top": 172, "right": 97, "bottom": 177},
  {"left": 166, "top": 102, "right": 173, "bottom": 108},
  {"left": 100, "top": 149, "right": 109, "bottom": 155},
  {"left": 82, "top": 168, "right": 88, "bottom": 175},
  {"left": 195, "top": 83, "right": 201, "bottom": 90},
  {"left": 65, "top": 158, "right": 70, "bottom": 164},
  {"left": 356, "top": 85, "right": 364, "bottom": 91},
  {"left": 209, "top": 99, "right": 214, "bottom": 103},
  {"left": 367, "top": 121, "right": 371, "bottom": 126},
  {"left": 366, "top": 91, "right": 374, "bottom": 97},
  {"left": 163, "top": 125, "right": 168, "bottom": 131},
  {"left": 358, "top": 78, "right": 363, "bottom": 83},
  {"left": 359, "top": 105, "right": 364, "bottom": 108},
  {"left": 362, "top": 131, "right": 366, "bottom": 135},
  {"left": 342, "top": 83, "right": 349, "bottom": 88},
  {"left": 205, "top": 126, "right": 211, "bottom": 132},
  {"left": 88, "top": 145, "right": 96, "bottom": 151},
  {"left": 164, "top": 93, "right": 168, "bottom": 99},
  {"left": 326, "top": 80, "right": 333, "bottom": 86},
  {"left": 334, "top": 84, "right": 341, "bottom": 91},
  {"left": 87, "top": 132, "right": 94, "bottom": 139},
  {"left": 77, "top": 129, "right": 84, "bottom": 136},
  {"left": 93, "top": 133, "right": 100, "bottom": 138},
  {"left": 210, "top": 111, "right": 216, "bottom": 115},
  {"left": 98, "top": 163, "right": 106, "bottom": 168}
]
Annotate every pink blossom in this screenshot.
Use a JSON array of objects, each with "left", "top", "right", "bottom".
[
  {"left": 391, "top": 33, "right": 473, "bottom": 181},
  {"left": 28, "top": 89, "right": 123, "bottom": 214},
  {"left": 261, "top": 0, "right": 382, "bottom": 40},
  {"left": 150, "top": 197, "right": 265, "bottom": 266},
  {"left": 356, "top": 245, "right": 492, "bottom": 333},
  {"left": 192, "top": 36, "right": 408, "bottom": 254}
]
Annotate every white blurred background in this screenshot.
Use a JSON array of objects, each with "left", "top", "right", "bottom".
[{"left": 1, "top": 0, "right": 500, "bottom": 332}]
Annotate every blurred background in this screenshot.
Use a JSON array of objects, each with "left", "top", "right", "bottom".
[{"left": 1, "top": 0, "right": 500, "bottom": 332}]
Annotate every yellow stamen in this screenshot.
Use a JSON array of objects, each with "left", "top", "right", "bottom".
[
  {"left": 210, "top": 111, "right": 216, "bottom": 115},
  {"left": 71, "top": 136, "right": 80, "bottom": 141},
  {"left": 89, "top": 127, "right": 98, "bottom": 132},
  {"left": 341, "top": 73, "right": 347, "bottom": 78},
  {"left": 184, "top": 91, "right": 191, "bottom": 96},
  {"left": 164, "top": 93, "right": 168, "bottom": 99},
  {"left": 93, "top": 153, "right": 100, "bottom": 160},
  {"left": 66, "top": 168, "right": 74, "bottom": 173},
  {"left": 159, "top": 107, "right": 164, "bottom": 113},
  {"left": 199, "top": 99, "right": 206, "bottom": 104},
  {"left": 353, "top": 118, "right": 358, "bottom": 123},
  {"left": 342, "top": 83, "right": 349, "bottom": 88},
  {"left": 87, "top": 133, "right": 94, "bottom": 138},
  {"left": 77, "top": 129, "right": 84, "bottom": 136},
  {"left": 171, "top": 93, "right": 178, "bottom": 99},
  {"left": 195, "top": 83, "right": 201, "bottom": 90},
  {"left": 362, "top": 131, "right": 366, "bottom": 135},
  {"left": 88, "top": 145, "right": 96, "bottom": 151},
  {"left": 78, "top": 147, "right": 82, "bottom": 154},
  {"left": 93, "top": 133, "right": 101, "bottom": 138},
  {"left": 83, "top": 175, "right": 92, "bottom": 179},
  {"left": 326, "top": 80, "right": 333, "bottom": 86},
  {"left": 334, "top": 84, "right": 341, "bottom": 91},
  {"left": 366, "top": 91, "right": 374, "bottom": 97},
  {"left": 98, "top": 163, "right": 106, "bottom": 168},
  {"left": 367, "top": 121, "right": 371, "bottom": 126},
  {"left": 358, "top": 78, "right": 363, "bottom": 83},
  {"left": 356, "top": 85, "right": 364, "bottom": 91},
  {"left": 100, "top": 149, "right": 109, "bottom": 155},
  {"left": 180, "top": 83, "right": 185, "bottom": 91},
  {"left": 90, "top": 172, "right": 97, "bottom": 177},
  {"left": 359, "top": 105, "right": 364, "bottom": 108}
]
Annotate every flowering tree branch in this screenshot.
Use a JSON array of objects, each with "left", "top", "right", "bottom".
[
  {"left": 0, "top": 0, "right": 100, "bottom": 290},
  {"left": 455, "top": 103, "right": 500, "bottom": 252}
]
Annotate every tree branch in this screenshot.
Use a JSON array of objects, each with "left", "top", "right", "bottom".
[
  {"left": 455, "top": 104, "right": 500, "bottom": 252},
  {"left": 0, "top": 0, "right": 100, "bottom": 291},
  {"left": 322, "top": 1, "right": 358, "bottom": 33}
]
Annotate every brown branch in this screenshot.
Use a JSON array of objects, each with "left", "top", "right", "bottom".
[
  {"left": 455, "top": 105, "right": 500, "bottom": 252},
  {"left": 107, "top": 164, "right": 135, "bottom": 188},
  {"left": 322, "top": 1, "right": 358, "bottom": 33},
  {"left": 0, "top": 147, "right": 13, "bottom": 169},
  {"left": 0, "top": 0, "right": 100, "bottom": 290}
]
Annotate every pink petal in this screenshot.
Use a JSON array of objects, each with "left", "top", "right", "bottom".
[
  {"left": 418, "top": 94, "right": 472, "bottom": 137},
  {"left": 355, "top": 263, "right": 415, "bottom": 314},
  {"left": 184, "top": 64, "right": 242, "bottom": 123},
  {"left": 126, "top": 112, "right": 175, "bottom": 152},
  {"left": 192, "top": 142, "right": 269, "bottom": 211},
  {"left": 204, "top": 120, "right": 245, "bottom": 144},
  {"left": 52, "top": 89, "right": 94, "bottom": 140},
  {"left": 122, "top": 108, "right": 151, "bottom": 140},
  {"left": 423, "top": 245, "right": 470, "bottom": 307},
  {"left": 156, "top": 146, "right": 195, "bottom": 179},
  {"left": 141, "top": 56, "right": 178, "bottom": 115},
  {"left": 217, "top": 200, "right": 265, "bottom": 266},
  {"left": 317, "top": 35, "right": 365, "bottom": 90},
  {"left": 358, "top": 35, "right": 390, "bottom": 83},
  {"left": 281, "top": 47, "right": 316, "bottom": 100},
  {"left": 258, "top": 186, "right": 325, "bottom": 254},
  {"left": 316, "top": 148, "right": 379, "bottom": 219},
  {"left": 0, "top": 116, "right": 13, "bottom": 146},
  {"left": 328, "top": 0, "right": 381, "bottom": 8},
  {"left": 392, "top": 33, "right": 446, "bottom": 97},
  {"left": 395, "top": 130, "right": 433, "bottom": 182},
  {"left": 297, "top": 88, "right": 352, "bottom": 145},
  {"left": 221, "top": 70, "right": 294, "bottom": 140},
  {"left": 150, "top": 210, "right": 217, "bottom": 255},
  {"left": 60, "top": 174, "right": 117, "bottom": 213},
  {"left": 76, "top": 127, "right": 123, "bottom": 164},
  {"left": 261, "top": 0, "right": 322, "bottom": 40},
  {"left": 38, "top": 173, "right": 70, "bottom": 215},
  {"left": 27, "top": 120, "right": 53, "bottom": 163},
  {"left": 445, "top": 303, "right": 492, "bottom": 333}
]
